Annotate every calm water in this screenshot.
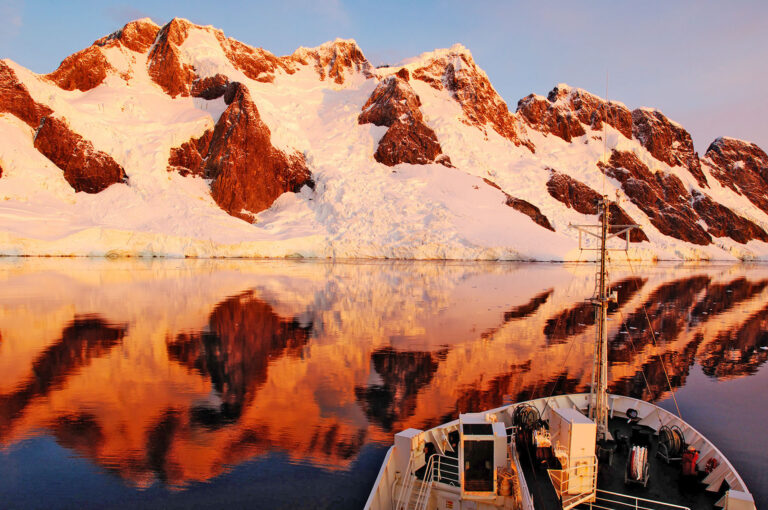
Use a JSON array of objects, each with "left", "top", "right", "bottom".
[{"left": 0, "top": 258, "right": 766, "bottom": 509}]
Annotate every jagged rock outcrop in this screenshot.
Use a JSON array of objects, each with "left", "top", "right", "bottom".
[
  {"left": 219, "top": 36, "right": 296, "bottom": 83},
  {"left": 95, "top": 18, "right": 160, "bottom": 53},
  {"left": 546, "top": 170, "right": 601, "bottom": 214},
  {"left": 703, "top": 137, "right": 768, "bottom": 213},
  {"left": 358, "top": 75, "right": 450, "bottom": 166},
  {"left": 292, "top": 39, "right": 371, "bottom": 84},
  {"left": 517, "top": 85, "right": 634, "bottom": 142},
  {"left": 0, "top": 61, "right": 53, "bottom": 127},
  {"left": 599, "top": 151, "right": 710, "bottom": 245},
  {"left": 517, "top": 94, "right": 585, "bottom": 143},
  {"left": 631, "top": 108, "right": 708, "bottom": 188},
  {"left": 412, "top": 45, "right": 531, "bottom": 150},
  {"left": 42, "top": 19, "right": 160, "bottom": 92},
  {"left": 148, "top": 18, "right": 197, "bottom": 98},
  {"left": 167, "top": 130, "right": 212, "bottom": 177},
  {"left": 204, "top": 82, "right": 312, "bottom": 221},
  {"left": 46, "top": 46, "right": 114, "bottom": 92},
  {"left": 600, "top": 150, "right": 767, "bottom": 245},
  {"left": 551, "top": 85, "right": 633, "bottom": 138},
  {"left": 546, "top": 170, "right": 648, "bottom": 242},
  {"left": 691, "top": 190, "right": 768, "bottom": 244},
  {"left": 483, "top": 178, "right": 553, "bottom": 231},
  {"left": 34, "top": 116, "right": 127, "bottom": 193},
  {"left": 190, "top": 74, "right": 229, "bottom": 99}
]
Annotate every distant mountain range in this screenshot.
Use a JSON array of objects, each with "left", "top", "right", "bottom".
[{"left": 1, "top": 17, "right": 767, "bottom": 260}]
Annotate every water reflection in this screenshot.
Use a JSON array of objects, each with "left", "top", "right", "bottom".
[{"left": 0, "top": 258, "right": 766, "bottom": 506}]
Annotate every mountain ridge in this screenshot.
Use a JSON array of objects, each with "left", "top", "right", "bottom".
[{"left": 1, "top": 17, "right": 767, "bottom": 260}]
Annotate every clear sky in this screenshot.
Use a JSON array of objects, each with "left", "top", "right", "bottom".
[{"left": 2, "top": 0, "right": 766, "bottom": 152}]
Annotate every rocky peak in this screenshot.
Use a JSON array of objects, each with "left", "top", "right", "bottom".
[
  {"left": 0, "top": 60, "right": 53, "bottom": 127},
  {"left": 358, "top": 75, "right": 451, "bottom": 166},
  {"left": 705, "top": 137, "right": 768, "bottom": 186},
  {"left": 631, "top": 108, "right": 707, "bottom": 188},
  {"left": 291, "top": 39, "right": 371, "bottom": 84},
  {"left": 204, "top": 82, "right": 312, "bottom": 221},
  {"left": 217, "top": 35, "right": 294, "bottom": 84},
  {"left": 359, "top": 76, "right": 424, "bottom": 126},
  {"left": 517, "top": 84, "right": 635, "bottom": 143},
  {"left": 147, "top": 18, "right": 198, "bottom": 97},
  {"left": 517, "top": 93, "right": 585, "bottom": 143},
  {"left": 411, "top": 45, "right": 530, "bottom": 149},
  {"left": 95, "top": 18, "right": 160, "bottom": 53},
  {"left": 546, "top": 84, "right": 633, "bottom": 139},
  {"left": 703, "top": 137, "right": 768, "bottom": 213},
  {"left": 46, "top": 46, "right": 114, "bottom": 92}
]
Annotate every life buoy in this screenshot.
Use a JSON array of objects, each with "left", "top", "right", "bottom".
[{"left": 705, "top": 457, "right": 719, "bottom": 474}]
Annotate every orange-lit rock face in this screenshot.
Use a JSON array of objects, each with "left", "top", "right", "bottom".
[
  {"left": 206, "top": 82, "right": 312, "bottom": 221},
  {"left": 46, "top": 46, "right": 114, "bottom": 92},
  {"left": 518, "top": 85, "right": 633, "bottom": 143},
  {"left": 703, "top": 137, "right": 768, "bottom": 214},
  {"left": 545, "top": 169, "right": 647, "bottom": 242},
  {"left": 0, "top": 61, "right": 53, "bottom": 128},
  {"left": 412, "top": 48, "right": 531, "bottom": 150},
  {"left": 95, "top": 19, "right": 160, "bottom": 54},
  {"left": 1, "top": 259, "right": 767, "bottom": 488},
  {"left": 598, "top": 150, "right": 767, "bottom": 245},
  {"left": 631, "top": 108, "right": 708, "bottom": 188},
  {"left": 292, "top": 40, "right": 371, "bottom": 85},
  {"left": 34, "top": 116, "right": 127, "bottom": 193},
  {"left": 148, "top": 19, "right": 197, "bottom": 98},
  {"left": 358, "top": 76, "right": 451, "bottom": 167}
]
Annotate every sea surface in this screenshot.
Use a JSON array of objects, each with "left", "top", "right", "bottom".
[{"left": 0, "top": 258, "right": 766, "bottom": 509}]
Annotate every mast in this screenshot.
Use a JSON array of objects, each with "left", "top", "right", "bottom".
[
  {"left": 572, "top": 197, "right": 637, "bottom": 443},
  {"left": 589, "top": 196, "right": 610, "bottom": 442}
]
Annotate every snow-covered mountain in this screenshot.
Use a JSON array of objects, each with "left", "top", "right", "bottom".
[{"left": 2, "top": 17, "right": 768, "bottom": 260}]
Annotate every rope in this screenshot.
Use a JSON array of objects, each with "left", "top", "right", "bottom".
[
  {"left": 602, "top": 71, "right": 608, "bottom": 195},
  {"left": 623, "top": 254, "right": 683, "bottom": 419}
]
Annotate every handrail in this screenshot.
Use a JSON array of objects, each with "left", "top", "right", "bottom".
[
  {"left": 414, "top": 455, "right": 459, "bottom": 510},
  {"left": 413, "top": 455, "right": 435, "bottom": 510},
  {"left": 393, "top": 454, "right": 415, "bottom": 510},
  {"left": 547, "top": 454, "right": 597, "bottom": 510},
  {"left": 434, "top": 455, "right": 459, "bottom": 485},
  {"left": 584, "top": 489, "right": 691, "bottom": 510}
]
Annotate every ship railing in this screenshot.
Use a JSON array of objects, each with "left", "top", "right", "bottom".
[
  {"left": 393, "top": 453, "right": 416, "bottom": 510},
  {"left": 413, "top": 455, "right": 460, "bottom": 510},
  {"left": 433, "top": 454, "right": 459, "bottom": 486},
  {"left": 581, "top": 489, "right": 691, "bottom": 510},
  {"left": 547, "top": 454, "right": 598, "bottom": 510}
]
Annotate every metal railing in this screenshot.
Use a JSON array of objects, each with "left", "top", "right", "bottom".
[
  {"left": 547, "top": 455, "right": 598, "bottom": 510},
  {"left": 393, "top": 454, "right": 416, "bottom": 510},
  {"left": 433, "top": 455, "right": 459, "bottom": 486},
  {"left": 393, "top": 454, "right": 459, "bottom": 510},
  {"left": 582, "top": 490, "right": 691, "bottom": 510},
  {"left": 413, "top": 455, "right": 460, "bottom": 510}
]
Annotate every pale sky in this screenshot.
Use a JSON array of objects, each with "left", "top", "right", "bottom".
[{"left": 2, "top": 0, "right": 767, "bottom": 153}]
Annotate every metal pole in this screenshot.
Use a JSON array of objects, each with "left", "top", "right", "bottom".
[{"left": 591, "top": 197, "right": 610, "bottom": 441}]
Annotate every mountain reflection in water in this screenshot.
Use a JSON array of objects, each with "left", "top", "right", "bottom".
[{"left": 0, "top": 258, "right": 766, "bottom": 509}]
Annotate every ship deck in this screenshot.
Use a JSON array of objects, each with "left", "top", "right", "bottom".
[{"left": 519, "top": 417, "right": 723, "bottom": 509}]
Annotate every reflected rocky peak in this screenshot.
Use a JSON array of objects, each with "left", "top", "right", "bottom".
[
  {"left": 166, "top": 290, "right": 313, "bottom": 428},
  {"left": 0, "top": 314, "right": 127, "bottom": 440}
]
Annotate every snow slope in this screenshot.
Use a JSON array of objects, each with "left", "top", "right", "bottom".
[{"left": 1, "top": 19, "right": 767, "bottom": 260}]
